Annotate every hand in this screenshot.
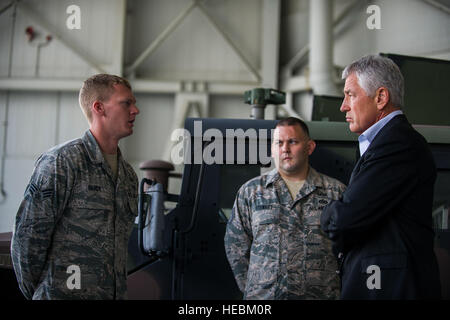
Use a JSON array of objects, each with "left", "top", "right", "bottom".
[{"left": 320, "top": 205, "right": 339, "bottom": 241}]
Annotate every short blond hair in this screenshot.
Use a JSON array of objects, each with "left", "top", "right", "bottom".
[{"left": 78, "top": 74, "right": 132, "bottom": 123}]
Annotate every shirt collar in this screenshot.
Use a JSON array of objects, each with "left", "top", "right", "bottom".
[
  {"left": 265, "top": 167, "right": 279, "bottom": 187},
  {"left": 358, "top": 110, "right": 403, "bottom": 155},
  {"left": 82, "top": 129, "right": 123, "bottom": 165}
]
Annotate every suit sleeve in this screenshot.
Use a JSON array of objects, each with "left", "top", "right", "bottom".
[
  {"left": 11, "top": 154, "right": 71, "bottom": 299},
  {"left": 224, "top": 186, "right": 253, "bottom": 293},
  {"left": 320, "top": 137, "right": 422, "bottom": 253}
]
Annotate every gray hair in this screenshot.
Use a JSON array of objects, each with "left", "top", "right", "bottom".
[{"left": 342, "top": 55, "right": 404, "bottom": 108}]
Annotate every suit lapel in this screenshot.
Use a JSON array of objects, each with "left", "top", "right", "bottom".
[{"left": 349, "top": 153, "right": 365, "bottom": 184}]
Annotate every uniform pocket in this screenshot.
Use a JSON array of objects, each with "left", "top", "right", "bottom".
[
  {"left": 251, "top": 206, "right": 280, "bottom": 245},
  {"left": 303, "top": 195, "right": 331, "bottom": 226}
]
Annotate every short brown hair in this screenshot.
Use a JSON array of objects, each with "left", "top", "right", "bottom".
[
  {"left": 78, "top": 74, "right": 132, "bottom": 123},
  {"left": 276, "top": 117, "right": 310, "bottom": 138}
]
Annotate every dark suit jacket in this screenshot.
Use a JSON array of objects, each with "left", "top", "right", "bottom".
[{"left": 320, "top": 114, "right": 441, "bottom": 299}]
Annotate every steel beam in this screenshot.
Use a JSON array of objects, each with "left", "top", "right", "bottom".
[
  {"left": 0, "top": 77, "right": 258, "bottom": 95},
  {"left": 125, "top": 0, "right": 198, "bottom": 76},
  {"left": 197, "top": 2, "right": 261, "bottom": 82}
]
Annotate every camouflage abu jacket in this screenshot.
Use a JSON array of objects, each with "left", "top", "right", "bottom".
[
  {"left": 224, "top": 167, "right": 346, "bottom": 300},
  {"left": 11, "top": 130, "right": 138, "bottom": 300}
]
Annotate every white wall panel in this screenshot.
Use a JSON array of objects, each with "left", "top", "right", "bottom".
[
  {"left": 120, "top": 93, "right": 175, "bottom": 162},
  {"left": 37, "top": 39, "right": 95, "bottom": 78},
  {"left": 0, "top": 158, "right": 36, "bottom": 232},
  {"left": 138, "top": 9, "right": 253, "bottom": 81},
  {"left": 334, "top": 0, "right": 450, "bottom": 68},
  {"left": 0, "top": 0, "right": 125, "bottom": 79},
  {"left": 0, "top": 0, "right": 14, "bottom": 77},
  {"left": 333, "top": 1, "right": 375, "bottom": 69},
  {"left": 0, "top": 91, "right": 6, "bottom": 147},
  {"left": 9, "top": 8, "right": 37, "bottom": 78},
  {"left": 57, "top": 92, "right": 89, "bottom": 144},
  {"left": 26, "top": 0, "right": 121, "bottom": 71},
  {"left": 6, "top": 91, "right": 58, "bottom": 158},
  {"left": 372, "top": 0, "right": 450, "bottom": 59}
]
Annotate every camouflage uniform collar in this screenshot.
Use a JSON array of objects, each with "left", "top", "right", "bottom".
[
  {"left": 304, "top": 166, "right": 326, "bottom": 189},
  {"left": 265, "top": 166, "right": 325, "bottom": 189},
  {"left": 296, "top": 166, "right": 326, "bottom": 200},
  {"left": 82, "top": 130, "right": 123, "bottom": 164},
  {"left": 264, "top": 168, "right": 281, "bottom": 188}
]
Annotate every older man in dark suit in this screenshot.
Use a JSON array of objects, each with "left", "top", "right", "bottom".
[{"left": 320, "top": 55, "right": 441, "bottom": 299}]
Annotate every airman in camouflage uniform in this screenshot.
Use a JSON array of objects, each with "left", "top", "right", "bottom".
[
  {"left": 224, "top": 117, "right": 346, "bottom": 300},
  {"left": 11, "top": 74, "right": 139, "bottom": 299}
]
